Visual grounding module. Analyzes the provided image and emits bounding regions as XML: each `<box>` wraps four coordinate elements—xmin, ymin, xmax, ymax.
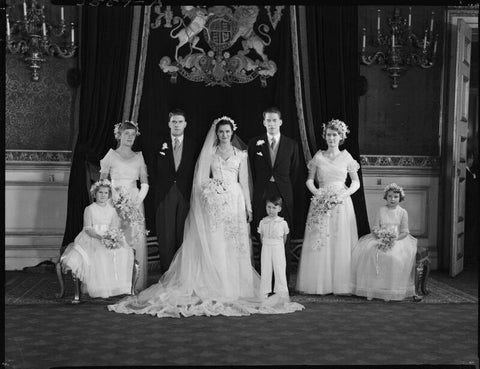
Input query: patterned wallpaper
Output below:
<box><xmin>5</xmin><ymin>54</ymin><xmax>77</xmax><ymax>150</ymax></box>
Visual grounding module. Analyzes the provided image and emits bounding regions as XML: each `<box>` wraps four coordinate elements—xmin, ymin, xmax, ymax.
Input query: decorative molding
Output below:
<box><xmin>5</xmin><ymin>150</ymin><xmax>72</xmax><ymax>163</ymax></box>
<box><xmin>360</xmin><ymin>155</ymin><xmax>440</xmax><ymax>168</ymax></box>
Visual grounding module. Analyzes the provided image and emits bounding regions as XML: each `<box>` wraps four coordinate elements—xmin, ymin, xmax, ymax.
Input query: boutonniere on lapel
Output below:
<box><xmin>256</xmin><ymin>139</ymin><xmax>265</xmax><ymax>146</ymax></box>
<box><xmin>159</xmin><ymin>142</ymin><xmax>169</xmax><ymax>156</ymax></box>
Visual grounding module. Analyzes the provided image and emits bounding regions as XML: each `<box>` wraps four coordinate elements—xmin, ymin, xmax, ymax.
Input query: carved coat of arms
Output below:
<box><xmin>153</xmin><ymin>5</ymin><xmax>284</xmax><ymax>87</ymax></box>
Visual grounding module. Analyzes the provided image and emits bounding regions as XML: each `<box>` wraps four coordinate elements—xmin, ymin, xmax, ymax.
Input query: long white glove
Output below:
<box><xmin>339</xmin><ymin>180</ymin><xmax>360</xmax><ymax>200</ymax></box>
<box><xmin>136</xmin><ymin>183</ymin><xmax>149</xmax><ymax>204</ymax></box>
<box><xmin>306</xmin><ymin>179</ymin><xmax>318</xmax><ymax>195</ymax></box>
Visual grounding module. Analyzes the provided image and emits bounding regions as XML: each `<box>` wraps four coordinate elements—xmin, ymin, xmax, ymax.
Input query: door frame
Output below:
<box><xmin>440</xmin><ymin>7</ymin><xmax>478</xmax><ymax>275</ymax></box>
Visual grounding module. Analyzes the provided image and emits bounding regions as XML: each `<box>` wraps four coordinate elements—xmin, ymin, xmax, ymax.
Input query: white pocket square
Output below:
<box><xmin>256</xmin><ymin>152</ymin><xmax>263</xmax><ymax>156</ymax></box>
<box><xmin>159</xmin><ymin>151</ymin><xmax>166</xmax><ymax>156</ymax></box>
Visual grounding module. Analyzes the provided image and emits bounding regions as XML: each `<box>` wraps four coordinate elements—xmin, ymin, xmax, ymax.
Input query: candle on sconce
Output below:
<box><xmin>42</xmin><ymin>16</ymin><xmax>47</xmax><ymax>36</ymax></box>
<box><xmin>23</xmin><ymin>0</ymin><xmax>27</xmax><ymax>17</ymax></box>
<box><xmin>362</xmin><ymin>28</ymin><xmax>366</xmax><ymax>48</ymax></box>
<box><xmin>423</xmin><ymin>30</ymin><xmax>427</xmax><ymax>51</ymax></box>
<box><xmin>430</xmin><ymin>12</ymin><xmax>434</xmax><ymax>32</ymax></box>
<box><xmin>70</xmin><ymin>23</ymin><xmax>75</xmax><ymax>44</ymax></box>
<box><xmin>377</xmin><ymin>9</ymin><xmax>381</xmax><ymax>31</ymax></box>
<box><xmin>392</xmin><ymin>34</ymin><xmax>395</xmax><ymax>47</ymax></box>
<box><xmin>60</xmin><ymin>7</ymin><xmax>64</xmax><ymax>22</ymax></box>
<box><xmin>6</xmin><ymin>13</ymin><xmax>10</xmax><ymax>36</ymax></box>
<box><xmin>408</xmin><ymin>7</ymin><xmax>412</xmax><ymax>27</ymax></box>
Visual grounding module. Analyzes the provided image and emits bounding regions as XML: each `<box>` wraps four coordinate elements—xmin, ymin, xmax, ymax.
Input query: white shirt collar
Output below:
<box><xmin>171</xmin><ymin>135</ymin><xmax>184</xmax><ymax>145</ymax></box>
<box><xmin>265</xmin><ymin>216</ymin><xmax>283</xmax><ymax>223</ymax></box>
<box><xmin>267</xmin><ymin>133</ymin><xmax>280</xmax><ymax>144</ymax></box>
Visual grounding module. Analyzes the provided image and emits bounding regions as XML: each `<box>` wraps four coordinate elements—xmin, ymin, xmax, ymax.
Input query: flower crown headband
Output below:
<box><xmin>322</xmin><ymin>119</ymin><xmax>350</xmax><ymax>139</ymax></box>
<box><xmin>383</xmin><ymin>183</ymin><xmax>405</xmax><ymax>198</ymax></box>
<box><xmin>212</xmin><ymin>116</ymin><xmax>237</xmax><ymax>131</ymax></box>
<box><xmin>114</xmin><ymin>120</ymin><xmax>141</xmax><ymax>139</ymax></box>
<box><xmin>90</xmin><ymin>179</ymin><xmax>112</xmax><ymax>197</ymax></box>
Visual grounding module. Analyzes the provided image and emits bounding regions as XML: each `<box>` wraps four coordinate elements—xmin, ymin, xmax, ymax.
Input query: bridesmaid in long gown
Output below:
<box><xmin>100</xmin><ymin>121</ymin><xmax>149</xmax><ymax>292</ymax></box>
<box><xmin>296</xmin><ymin>119</ymin><xmax>360</xmax><ymax>295</ymax></box>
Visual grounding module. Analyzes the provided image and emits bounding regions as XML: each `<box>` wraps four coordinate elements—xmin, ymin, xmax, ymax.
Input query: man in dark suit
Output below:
<box><xmin>153</xmin><ymin>109</ymin><xmax>200</xmax><ymax>274</ymax></box>
<box><xmin>248</xmin><ymin>107</ymin><xmax>299</xmax><ymax>284</ymax></box>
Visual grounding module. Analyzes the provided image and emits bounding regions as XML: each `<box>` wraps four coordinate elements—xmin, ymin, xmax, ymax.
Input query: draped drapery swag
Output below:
<box><xmin>291</xmin><ymin>5</ymin><xmax>370</xmax><ymax>236</ymax></box>
<box><xmin>62</xmin><ymin>6</ymin><xmax>149</xmax><ymax>247</ymax></box>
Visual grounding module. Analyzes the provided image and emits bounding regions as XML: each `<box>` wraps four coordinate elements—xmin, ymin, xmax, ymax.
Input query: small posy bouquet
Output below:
<box><xmin>111</xmin><ymin>187</ymin><xmax>147</xmax><ymax>234</ymax></box>
<box><xmin>373</xmin><ymin>227</ymin><xmax>397</xmax><ymax>252</ymax></box>
<box><xmin>102</xmin><ymin>227</ymin><xmax>125</xmax><ymax>249</ymax></box>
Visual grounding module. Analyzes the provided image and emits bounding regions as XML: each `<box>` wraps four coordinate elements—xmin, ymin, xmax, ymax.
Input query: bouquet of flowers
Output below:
<box><xmin>306</xmin><ymin>187</ymin><xmax>342</xmax><ymax>230</ymax></box>
<box><xmin>101</xmin><ymin>227</ymin><xmax>125</xmax><ymax>249</ymax></box>
<box><xmin>200</xmin><ymin>178</ymin><xmax>230</xmax><ymax>227</ymax></box>
<box><xmin>373</xmin><ymin>227</ymin><xmax>397</xmax><ymax>252</ymax></box>
<box><xmin>111</xmin><ymin>187</ymin><xmax>148</xmax><ymax>235</ymax></box>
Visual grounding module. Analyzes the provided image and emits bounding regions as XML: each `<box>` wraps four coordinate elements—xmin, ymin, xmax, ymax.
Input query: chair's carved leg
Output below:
<box><xmin>421</xmin><ymin>260</ymin><xmax>431</xmax><ymax>295</ymax></box>
<box><xmin>55</xmin><ymin>261</ymin><xmax>65</xmax><ymax>298</ymax></box>
<box><xmin>131</xmin><ymin>260</ymin><xmax>140</xmax><ymax>296</ymax></box>
<box><xmin>72</xmin><ymin>274</ymin><xmax>81</xmax><ymax>304</ymax></box>
<box><xmin>415</xmin><ymin>262</ymin><xmax>423</xmax><ymax>296</ymax></box>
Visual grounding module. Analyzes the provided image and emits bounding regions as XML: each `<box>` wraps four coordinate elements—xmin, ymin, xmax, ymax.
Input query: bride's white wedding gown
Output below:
<box><xmin>108</xmin><ymin>132</ymin><xmax>303</xmax><ymax>318</ymax></box>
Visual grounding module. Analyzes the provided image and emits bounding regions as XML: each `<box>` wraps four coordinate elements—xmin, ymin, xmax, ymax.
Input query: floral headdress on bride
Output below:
<box><xmin>322</xmin><ymin>119</ymin><xmax>350</xmax><ymax>141</ymax></box>
<box><xmin>212</xmin><ymin>116</ymin><xmax>238</xmax><ymax>131</ymax></box>
<box><xmin>90</xmin><ymin>179</ymin><xmax>112</xmax><ymax>198</ymax></box>
<box><xmin>383</xmin><ymin>183</ymin><xmax>405</xmax><ymax>202</ymax></box>
<box><xmin>114</xmin><ymin>120</ymin><xmax>141</xmax><ymax>140</ymax></box>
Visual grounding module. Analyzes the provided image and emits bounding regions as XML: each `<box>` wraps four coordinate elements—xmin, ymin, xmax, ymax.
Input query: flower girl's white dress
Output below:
<box><xmin>296</xmin><ymin>150</ymin><xmax>359</xmax><ymax>295</ymax></box>
<box><xmin>61</xmin><ymin>202</ymin><xmax>134</xmax><ymax>298</ymax></box>
<box><xmin>351</xmin><ymin>205</ymin><xmax>417</xmax><ymax>300</ymax></box>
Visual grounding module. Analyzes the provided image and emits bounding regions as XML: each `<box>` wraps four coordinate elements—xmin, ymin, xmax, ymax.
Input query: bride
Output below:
<box><xmin>108</xmin><ymin>116</ymin><xmax>303</xmax><ymax>318</ymax></box>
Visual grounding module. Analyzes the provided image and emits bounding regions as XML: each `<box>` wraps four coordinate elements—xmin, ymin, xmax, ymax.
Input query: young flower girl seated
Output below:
<box><xmin>351</xmin><ymin>183</ymin><xmax>419</xmax><ymax>301</ymax></box>
<box><xmin>60</xmin><ymin>179</ymin><xmax>134</xmax><ymax>298</ymax></box>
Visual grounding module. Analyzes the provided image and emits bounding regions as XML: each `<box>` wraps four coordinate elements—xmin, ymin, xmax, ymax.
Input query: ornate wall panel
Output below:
<box><xmin>5</xmin><ymin>54</ymin><xmax>77</xmax><ymax>150</ymax></box>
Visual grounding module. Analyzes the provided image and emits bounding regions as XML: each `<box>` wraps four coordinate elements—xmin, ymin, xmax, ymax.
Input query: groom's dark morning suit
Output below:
<box><xmin>153</xmin><ymin>136</ymin><xmax>200</xmax><ymax>274</ymax></box>
<box><xmin>248</xmin><ymin>133</ymin><xmax>299</xmax><ymax>281</ymax></box>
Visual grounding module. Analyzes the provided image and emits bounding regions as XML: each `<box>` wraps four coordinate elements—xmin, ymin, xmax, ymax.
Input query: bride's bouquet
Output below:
<box><xmin>101</xmin><ymin>227</ymin><xmax>125</xmax><ymax>249</ymax></box>
<box><xmin>111</xmin><ymin>187</ymin><xmax>148</xmax><ymax>235</ymax></box>
<box><xmin>372</xmin><ymin>227</ymin><xmax>397</xmax><ymax>252</ymax></box>
<box><xmin>306</xmin><ymin>187</ymin><xmax>342</xmax><ymax>231</ymax></box>
<box><xmin>200</xmin><ymin>178</ymin><xmax>230</xmax><ymax>226</ymax></box>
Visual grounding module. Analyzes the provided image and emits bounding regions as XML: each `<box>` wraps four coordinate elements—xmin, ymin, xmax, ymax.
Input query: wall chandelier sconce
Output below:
<box><xmin>6</xmin><ymin>0</ymin><xmax>77</xmax><ymax>81</ymax></box>
<box><xmin>360</xmin><ymin>7</ymin><xmax>438</xmax><ymax>89</ymax></box>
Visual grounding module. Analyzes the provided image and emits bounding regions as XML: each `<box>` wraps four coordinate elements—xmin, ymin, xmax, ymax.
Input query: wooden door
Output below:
<box><xmin>448</xmin><ymin>18</ymin><xmax>472</xmax><ymax>276</ymax></box>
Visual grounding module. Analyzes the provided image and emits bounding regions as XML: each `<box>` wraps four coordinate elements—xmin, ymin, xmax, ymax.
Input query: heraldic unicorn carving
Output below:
<box><xmin>154</xmin><ymin>5</ymin><xmax>285</xmax><ymax>87</ymax></box>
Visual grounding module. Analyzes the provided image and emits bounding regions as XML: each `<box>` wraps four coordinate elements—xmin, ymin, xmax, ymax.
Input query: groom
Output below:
<box><xmin>153</xmin><ymin>109</ymin><xmax>200</xmax><ymax>274</ymax></box>
<box><xmin>248</xmin><ymin>107</ymin><xmax>299</xmax><ymax>283</ymax></box>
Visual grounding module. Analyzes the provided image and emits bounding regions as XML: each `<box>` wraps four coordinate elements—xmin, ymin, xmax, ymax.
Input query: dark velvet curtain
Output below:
<box><xmin>62</xmin><ymin>7</ymin><xmax>135</xmax><ymax>247</ymax></box>
<box><xmin>137</xmin><ymin>6</ymin><xmax>309</xmax><ymax>238</ymax></box>
<box><xmin>296</xmin><ymin>5</ymin><xmax>370</xmax><ymax>236</ymax></box>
